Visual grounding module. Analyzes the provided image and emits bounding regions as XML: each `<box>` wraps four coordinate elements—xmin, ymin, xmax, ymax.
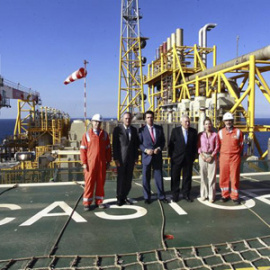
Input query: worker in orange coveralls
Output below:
<box><xmin>218</xmin><ymin>112</ymin><xmax>243</xmax><ymax>205</ymax></box>
<box><xmin>80</xmin><ymin>113</ymin><xmax>111</xmax><ymax>211</ymax></box>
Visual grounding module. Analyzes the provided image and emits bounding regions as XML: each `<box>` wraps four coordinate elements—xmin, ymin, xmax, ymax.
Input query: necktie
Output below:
<box><xmin>150</xmin><ymin>126</ymin><xmax>155</xmax><ymax>143</ymax></box>
<box><xmin>184</xmin><ymin>129</ymin><xmax>188</xmax><ymax>144</ymax></box>
<box><xmin>126</xmin><ymin>128</ymin><xmax>130</xmax><ymax>141</ymax></box>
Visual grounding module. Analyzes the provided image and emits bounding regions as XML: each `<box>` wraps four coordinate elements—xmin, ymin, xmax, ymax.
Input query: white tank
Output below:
<box><xmin>176</xmin><ymin>28</ymin><xmax>183</xmax><ymax>47</ymax></box>
<box><xmin>205</xmin><ymin>98</ymin><xmax>212</xmax><ymax>117</ymax></box>
<box><xmin>189</xmin><ymin>101</ymin><xmax>194</xmax><ymax>118</ymax></box>
<box><xmin>213</xmin><ymin>93</ymin><xmax>235</xmax><ymax>110</ymax></box>
<box><xmin>193</xmin><ymin>97</ymin><xmax>206</xmax><ymax>118</ymax></box>
<box><xmin>171</xmin><ymin>33</ymin><xmax>176</xmax><ymax>47</ymax></box>
<box><xmin>69</xmin><ymin>120</ymin><xmax>86</xmax><ymax>142</ymax></box>
<box><xmin>167</xmin><ymin>37</ymin><xmax>171</xmax><ymax>51</ymax></box>
<box><xmin>180</xmin><ymin>99</ymin><xmax>190</xmax><ymax>115</ymax></box>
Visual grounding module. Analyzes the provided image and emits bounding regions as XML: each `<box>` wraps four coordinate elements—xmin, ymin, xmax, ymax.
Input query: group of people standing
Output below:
<box><xmin>80</xmin><ymin>110</ymin><xmax>243</xmax><ymax>211</ymax></box>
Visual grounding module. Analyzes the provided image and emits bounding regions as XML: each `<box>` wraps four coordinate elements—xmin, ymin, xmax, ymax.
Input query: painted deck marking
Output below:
<box><xmin>0</xmin><ymin>204</ymin><xmax>21</xmax><ymax>225</ymax></box>
<box><xmin>20</xmin><ymin>201</ymin><xmax>87</xmax><ymax>226</ymax></box>
<box><xmin>197</xmin><ymin>196</ymin><xmax>255</xmax><ymax>210</ymax></box>
<box><xmin>95</xmin><ymin>199</ymin><xmax>147</xmax><ymax>220</ymax></box>
<box><xmin>168</xmin><ymin>202</ymin><xmax>187</xmax><ymax>215</ymax></box>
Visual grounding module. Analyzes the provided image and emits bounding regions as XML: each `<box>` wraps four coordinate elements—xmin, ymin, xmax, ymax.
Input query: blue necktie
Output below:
<box><xmin>184</xmin><ymin>129</ymin><xmax>188</xmax><ymax>144</ymax></box>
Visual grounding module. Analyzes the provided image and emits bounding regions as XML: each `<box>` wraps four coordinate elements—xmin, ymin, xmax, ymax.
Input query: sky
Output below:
<box><xmin>0</xmin><ymin>0</ymin><xmax>270</xmax><ymax>119</ymax></box>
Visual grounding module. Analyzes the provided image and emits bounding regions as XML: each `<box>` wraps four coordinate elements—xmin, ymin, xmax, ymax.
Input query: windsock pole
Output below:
<box><xmin>84</xmin><ymin>60</ymin><xmax>89</xmax><ymax>126</ymax></box>
<box><xmin>64</xmin><ymin>64</ymin><xmax>88</xmax><ymax>128</ymax></box>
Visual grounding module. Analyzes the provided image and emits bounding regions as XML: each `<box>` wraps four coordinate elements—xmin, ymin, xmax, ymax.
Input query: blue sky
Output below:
<box><xmin>0</xmin><ymin>0</ymin><xmax>270</xmax><ymax>119</ymax></box>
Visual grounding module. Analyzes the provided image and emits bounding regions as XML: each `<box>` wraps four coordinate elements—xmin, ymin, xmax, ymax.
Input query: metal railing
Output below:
<box><xmin>0</xmin><ymin>160</ymin><xmax>269</xmax><ymax>185</ymax></box>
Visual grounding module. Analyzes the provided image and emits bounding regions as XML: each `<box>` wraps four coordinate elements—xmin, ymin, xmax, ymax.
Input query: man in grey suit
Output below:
<box><xmin>113</xmin><ymin>112</ymin><xmax>139</xmax><ymax>206</ymax></box>
<box><xmin>139</xmin><ymin>110</ymin><xmax>168</xmax><ymax>204</ymax></box>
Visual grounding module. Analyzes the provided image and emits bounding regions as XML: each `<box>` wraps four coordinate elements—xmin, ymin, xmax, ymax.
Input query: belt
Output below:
<box><xmin>202</xmin><ymin>152</ymin><xmax>213</xmax><ymax>154</ymax></box>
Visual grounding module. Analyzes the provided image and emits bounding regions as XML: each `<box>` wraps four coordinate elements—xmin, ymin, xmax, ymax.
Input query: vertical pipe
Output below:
<box><xmin>213</xmin><ymin>45</ymin><xmax>217</xmax><ymax>67</ymax></box>
<box><xmin>176</xmin><ymin>28</ymin><xmax>183</xmax><ymax>46</ymax></box>
<box><xmin>163</xmin><ymin>42</ymin><xmax>167</xmax><ymax>54</ymax></box>
<box><xmin>198</xmin><ymin>28</ymin><xmax>203</xmax><ymax>47</ymax></box>
<box><xmin>159</xmin><ymin>45</ymin><xmax>163</xmax><ymax>57</ymax></box>
<box><xmin>248</xmin><ymin>55</ymin><xmax>255</xmax><ymax>141</ymax></box>
<box><xmin>194</xmin><ymin>44</ymin><xmax>197</xmax><ymax>69</ymax></box>
<box><xmin>214</xmin><ymin>89</ymin><xmax>217</xmax><ymax>128</ymax></box>
<box><xmin>172</xmin><ymin>43</ymin><xmax>176</xmax><ymax>103</ymax></box>
<box><xmin>83</xmin><ymin>60</ymin><xmax>88</xmax><ymax>129</ymax></box>
<box><xmin>167</xmin><ymin>37</ymin><xmax>171</xmax><ymax>65</ymax></box>
<box><xmin>156</xmin><ymin>48</ymin><xmax>160</xmax><ymax>59</ymax></box>
<box><xmin>167</xmin><ymin>37</ymin><xmax>171</xmax><ymax>51</ymax></box>
<box><xmin>195</xmin><ymin>76</ymin><xmax>199</xmax><ymax>96</ymax></box>
<box><xmin>171</xmin><ymin>33</ymin><xmax>176</xmax><ymax>47</ymax></box>
<box><xmin>163</xmin><ymin>42</ymin><xmax>167</xmax><ymax>70</ymax></box>
<box><xmin>161</xmin><ymin>52</ymin><xmax>164</xmax><ymax>72</ymax></box>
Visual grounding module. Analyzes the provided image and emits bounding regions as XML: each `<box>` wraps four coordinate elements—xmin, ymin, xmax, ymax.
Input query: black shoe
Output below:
<box><xmin>159</xmin><ymin>198</ymin><xmax>169</xmax><ymax>203</ymax></box>
<box><xmin>125</xmin><ymin>198</ymin><xmax>133</xmax><ymax>205</ymax></box>
<box><xmin>117</xmin><ymin>200</ymin><xmax>125</xmax><ymax>206</ymax></box>
<box><xmin>221</xmin><ymin>197</ymin><xmax>229</xmax><ymax>202</ymax></box>
<box><xmin>84</xmin><ymin>206</ymin><xmax>90</xmax><ymax>211</ymax></box>
<box><xmin>233</xmin><ymin>199</ymin><xmax>240</xmax><ymax>205</ymax></box>
<box><xmin>183</xmin><ymin>196</ymin><xmax>193</xmax><ymax>202</ymax></box>
<box><xmin>144</xmin><ymin>199</ymin><xmax>151</xmax><ymax>204</ymax></box>
<box><xmin>172</xmin><ymin>195</ymin><xmax>179</xmax><ymax>202</ymax></box>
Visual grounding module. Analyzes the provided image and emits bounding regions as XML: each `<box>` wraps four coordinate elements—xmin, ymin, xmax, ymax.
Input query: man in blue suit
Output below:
<box><xmin>139</xmin><ymin>110</ymin><xmax>168</xmax><ymax>204</ymax></box>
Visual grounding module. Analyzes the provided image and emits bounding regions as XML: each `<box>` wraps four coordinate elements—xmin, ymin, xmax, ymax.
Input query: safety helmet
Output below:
<box><xmin>223</xmin><ymin>112</ymin><xmax>234</xmax><ymax>121</ymax></box>
<box><xmin>91</xmin><ymin>113</ymin><xmax>103</xmax><ymax>122</ymax></box>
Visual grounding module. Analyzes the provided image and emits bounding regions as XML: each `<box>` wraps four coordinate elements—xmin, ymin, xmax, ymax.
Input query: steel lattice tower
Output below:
<box><xmin>117</xmin><ymin>0</ymin><xmax>147</xmax><ymax>120</ymax></box>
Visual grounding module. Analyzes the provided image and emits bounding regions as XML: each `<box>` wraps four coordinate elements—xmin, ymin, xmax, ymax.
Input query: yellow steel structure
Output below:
<box><xmin>14</xmin><ymin>104</ymin><xmax>69</xmax><ymax>147</ymax></box>
<box><xmin>145</xmin><ymin>44</ymin><xmax>216</xmax><ymax>119</ymax></box>
<box><xmin>144</xmin><ymin>44</ymin><xmax>270</xmax><ymax>159</ymax></box>
<box><xmin>14</xmin><ymin>99</ymin><xmax>36</xmax><ymax>139</ymax></box>
<box><xmin>117</xmin><ymin>0</ymin><xmax>146</xmax><ymax>120</ymax></box>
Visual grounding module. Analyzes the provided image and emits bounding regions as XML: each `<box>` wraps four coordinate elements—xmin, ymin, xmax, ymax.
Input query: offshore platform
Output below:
<box><xmin>0</xmin><ymin>1</ymin><xmax>270</xmax><ymax>270</ymax></box>
<box><xmin>118</xmin><ymin>0</ymin><xmax>270</xmax><ymax>161</ymax></box>
<box><xmin>0</xmin><ymin>0</ymin><xmax>270</xmax><ymax>172</ymax></box>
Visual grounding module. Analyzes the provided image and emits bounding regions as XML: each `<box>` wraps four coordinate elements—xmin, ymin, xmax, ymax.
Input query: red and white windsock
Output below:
<box><xmin>64</xmin><ymin>67</ymin><xmax>87</xmax><ymax>85</ymax></box>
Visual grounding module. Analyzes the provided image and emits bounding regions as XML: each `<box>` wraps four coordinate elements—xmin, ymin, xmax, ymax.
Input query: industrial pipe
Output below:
<box><xmin>198</xmin><ymin>23</ymin><xmax>217</xmax><ymax>66</ymax></box>
<box><xmin>186</xmin><ymin>45</ymin><xmax>270</xmax><ymax>82</ymax></box>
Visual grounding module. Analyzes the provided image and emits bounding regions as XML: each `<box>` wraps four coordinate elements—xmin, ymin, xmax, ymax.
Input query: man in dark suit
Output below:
<box><xmin>139</xmin><ymin>110</ymin><xmax>168</xmax><ymax>204</ymax></box>
<box><xmin>169</xmin><ymin>115</ymin><xmax>198</xmax><ymax>202</ymax></box>
<box><xmin>113</xmin><ymin>112</ymin><xmax>139</xmax><ymax>206</ymax></box>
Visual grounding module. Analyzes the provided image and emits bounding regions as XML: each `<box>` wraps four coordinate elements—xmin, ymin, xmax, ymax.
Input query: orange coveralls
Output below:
<box><xmin>218</xmin><ymin>127</ymin><xmax>243</xmax><ymax>200</ymax></box>
<box><xmin>80</xmin><ymin>129</ymin><xmax>111</xmax><ymax>206</ymax></box>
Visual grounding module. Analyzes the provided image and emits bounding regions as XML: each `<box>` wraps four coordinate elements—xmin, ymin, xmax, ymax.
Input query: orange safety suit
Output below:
<box><xmin>80</xmin><ymin>129</ymin><xmax>111</xmax><ymax>206</ymax></box>
<box><xmin>218</xmin><ymin>127</ymin><xmax>243</xmax><ymax>200</ymax></box>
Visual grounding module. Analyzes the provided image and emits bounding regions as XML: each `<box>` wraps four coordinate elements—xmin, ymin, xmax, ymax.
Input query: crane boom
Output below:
<box><xmin>0</xmin><ymin>76</ymin><xmax>41</xmax><ymax>108</ymax></box>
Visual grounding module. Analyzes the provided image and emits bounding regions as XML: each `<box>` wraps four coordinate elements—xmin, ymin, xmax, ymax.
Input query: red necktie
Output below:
<box><xmin>150</xmin><ymin>127</ymin><xmax>155</xmax><ymax>143</ymax></box>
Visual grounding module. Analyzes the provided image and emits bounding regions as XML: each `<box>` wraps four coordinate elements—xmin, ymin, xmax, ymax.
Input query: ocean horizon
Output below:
<box><xmin>1</xmin><ymin>118</ymin><xmax>269</xmax><ymax>157</ymax></box>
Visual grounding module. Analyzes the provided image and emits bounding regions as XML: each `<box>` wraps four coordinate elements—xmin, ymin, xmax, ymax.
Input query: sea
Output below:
<box><xmin>0</xmin><ymin>118</ymin><xmax>270</xmax><ymax>157</ymax></box>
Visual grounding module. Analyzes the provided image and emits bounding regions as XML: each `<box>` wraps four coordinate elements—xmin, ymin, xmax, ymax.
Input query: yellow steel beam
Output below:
<box><xmin>255</xmin><ymin>67</ymin><xmax>270</xmax><ymax>104</ymax></box>
<box><xmin>238</xmin><ymin>75</ymin><xmax>249</xmax><ymax>91</ymax></box>
<box><xmin>248</xmin><ymin>55</ymin><xmax>255</xmax><ymax>139</ymax></box>
<box><xmin>254</xmin><ymin>134</ymin><xmax>263</xmax><ymax>157</ymax></box>
<box><xmin>260</xmin><ymin>150</ymin><xmax>268</xmax><ymax>160</ymax></box>
<box><xmin>230</xmin><ymin>86</ymin><xmax>251</xmax><ymax>113</ymax></box>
